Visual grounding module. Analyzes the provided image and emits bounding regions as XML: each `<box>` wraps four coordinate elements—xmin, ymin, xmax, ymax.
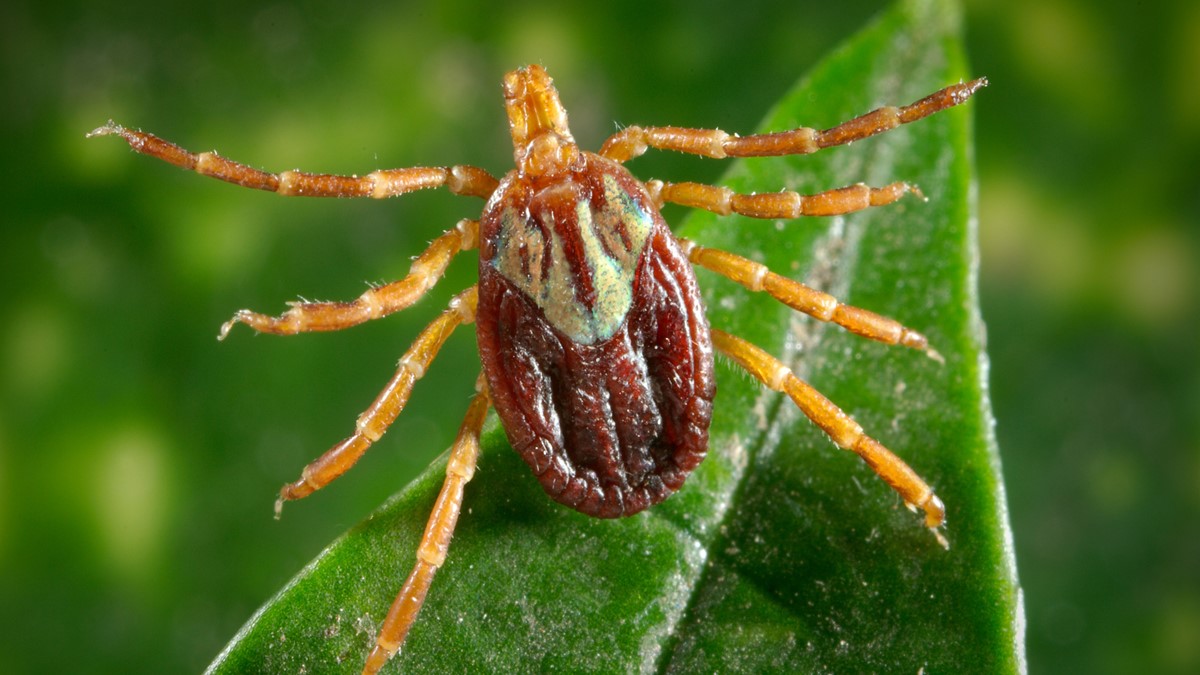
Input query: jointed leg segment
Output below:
<box><xmin>362</xmin><ymin>374</ymin><xmax>490</xmax><ymax>675</ymax></box>
<box><xmin>87</xmin><ymin>121</ymin><xmax>500</xmax><ymax>199</ymax></box>
<box><xmin>219</xmin><ymin>219</ymin><xmax>480</xmax><ymax>338</ymax></box>
<box><xmin>599</xmin><ymin>78</ymin><xmax>987</xmax><ymax>163</ymax></box>
<box><xmin>682</xmin><ymin>239</ymin><xmax>940</xmax><ymax>360</ymax></box>
<box><xmin>648</xmin><ymin>179</ymin><xmax>921</xmax><ymax>219</ymax></box>
<box><xmin>274</xmin><ymin>286</ymin><xmax>479</xmax><ymax>515</ymax></box>
<box><xmin>710</xmin><ymin>328</ymin><xmax>947</xmax><ymax>549</ymax></box>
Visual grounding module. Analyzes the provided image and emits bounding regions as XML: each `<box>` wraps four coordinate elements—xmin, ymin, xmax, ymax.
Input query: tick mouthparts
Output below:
<box><xmin>503</xmin><ymin>65</ymin><xmax>572</xmax><ymax>141</ymax></box>
<box><xmin>503</xmin><ymin>65</ymin><xmax>579</xmax><ymax>177</ymax></box>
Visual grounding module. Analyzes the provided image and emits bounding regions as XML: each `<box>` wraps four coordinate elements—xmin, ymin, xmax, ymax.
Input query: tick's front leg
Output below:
<box><xmin>88</xmin><ymin>121</ymin><xmax>498</xmax><ymax>198</ymax></box>
<box><xmin>598</xmin><ymin>78</ymin><xmax>986</xmax><ymax>163</ymax></box>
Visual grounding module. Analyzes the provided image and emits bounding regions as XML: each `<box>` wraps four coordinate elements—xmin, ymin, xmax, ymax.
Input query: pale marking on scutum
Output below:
<box><xmin>492</xmin><ymin>173</ymin><xmax>653</xmax><ymax>344</ymax></box>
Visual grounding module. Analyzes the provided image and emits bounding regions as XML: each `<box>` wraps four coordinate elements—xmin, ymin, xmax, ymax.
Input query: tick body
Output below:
<box><xmin>90</xmin><ymin>65</ymin><xmax>984</xmax><ymax>673</ymax></box>
<box><xmin>478</xmin><ymin>80</ymin><xmax>714</xmax><ymax>517</ymax></box>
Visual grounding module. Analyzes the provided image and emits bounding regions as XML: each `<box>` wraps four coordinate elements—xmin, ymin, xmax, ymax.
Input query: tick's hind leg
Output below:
<box><xmin>682</xmin><ymin>239</ymin><xmax>941</xmax><ymax>361</ymax></box>
<box><xmin>362</xmin><ymin>374</ymin><xmax>490</xmax><ymax>675</ymax></box>
<box><xmin>598</xmin><ymin>78</ymin><xmax>986</xmax><ymax>163</ymax></box>
<box><xmin>219</xmin><ymin>219</ymin><xmax>480</xmax><ymax>338</ymax></box>
<box><xmin>710</xmin><ymin>328</ymin><xmax>948</xmax><ymax>548</ymax></box>
<box><xmin>274</xmin><ymin>287</ymin><xmax>478</xmax><ymax>515</ymax></box>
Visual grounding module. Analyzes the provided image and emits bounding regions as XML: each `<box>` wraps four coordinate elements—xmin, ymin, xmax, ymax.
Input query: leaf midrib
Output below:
<box><xmin>645</xmin><ymin>210</ymin><xmax>879</xmax><ymax>672</ymax></box>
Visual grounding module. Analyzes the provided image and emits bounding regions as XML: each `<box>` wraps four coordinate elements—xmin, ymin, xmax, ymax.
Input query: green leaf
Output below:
<box><xmin>208</xmin><ymin>0</ymin><xmax>1022</xmax><ymax>672</ymax></box>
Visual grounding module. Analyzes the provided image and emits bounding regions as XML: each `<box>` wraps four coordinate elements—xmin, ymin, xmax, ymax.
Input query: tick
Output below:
<box><xmin>90</xmin><ymin>65</ymin><xmax>985</xmax><ymax>673</ymax></box>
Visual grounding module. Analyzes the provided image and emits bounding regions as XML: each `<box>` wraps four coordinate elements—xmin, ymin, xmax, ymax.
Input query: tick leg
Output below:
<box><xmin>362</xmin><ymin>374</ymin><xmax>489</xmax><ymax>675</ymax></box>
<box><xmin>681</xmin><ymin>240</ymin><xmax>941</xmax><ymax>361</ymax></box>
<box><xmin>219</xmin><ymin>219</ymin><xmax>479</xmax><ymax>338</ymax></box>
<box><xmin>274</xmin><ymin>286</ymin><xmax>478</xmax><ymax>514</ymax></box>
<box><xmin>599</xmin><ymin>78</ymin><xmax>986</xmax><ymax>163</ymax></box>
<box><xmin>710</xmin><ymin>328</ymin><xmax>948</xmax><ymax>548</ymax></box>
<box><xmin>648</xmin><ymin>179</ymin><xmax>920</xmax><ymax>219</ymax></box>
<box><xmin>87</xmin><ymin>121</ymin><xmax>499</xmax><ymax>199</ymax></box>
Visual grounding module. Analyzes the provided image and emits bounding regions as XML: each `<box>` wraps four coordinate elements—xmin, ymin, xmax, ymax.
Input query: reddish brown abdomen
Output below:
<box><xmin>476</xmin><ymin>154</ymin><xmax>714</xmax><ymax>518</ymax></box>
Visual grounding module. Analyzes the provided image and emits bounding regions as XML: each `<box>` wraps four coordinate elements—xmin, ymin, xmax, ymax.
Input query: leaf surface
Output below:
<box><xmin>209</xmin><ymin>0</ymin><xmax>1023</xmax><ymax>671</ymax></box>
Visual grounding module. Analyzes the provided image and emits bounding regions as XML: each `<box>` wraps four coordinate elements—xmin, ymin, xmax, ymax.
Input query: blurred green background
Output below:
<box><xmin>1</xmin><ymin>0</ymin><xmax>1195</xmax><ymax>673</ymax></box>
